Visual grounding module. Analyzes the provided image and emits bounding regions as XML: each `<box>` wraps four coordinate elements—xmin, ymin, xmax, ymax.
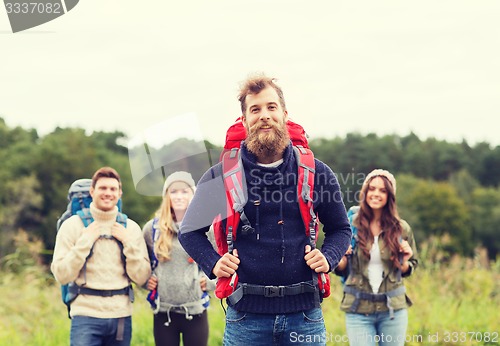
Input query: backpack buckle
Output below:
<box><xmin>264</xmin><ymin>285</ymin><xmax>285</xmax><ymax>298</ymax></box>
<box><xmin>101</xmin><ymin>290</ymin><xmax>115</xmax><ymax>297</ymax></box>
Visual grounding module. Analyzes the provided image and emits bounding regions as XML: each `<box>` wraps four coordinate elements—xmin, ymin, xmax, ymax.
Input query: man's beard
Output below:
<box><xmin>245</xmin><ymin>121</ymin><xmax>290</xmax><ymax>160</ymax></box>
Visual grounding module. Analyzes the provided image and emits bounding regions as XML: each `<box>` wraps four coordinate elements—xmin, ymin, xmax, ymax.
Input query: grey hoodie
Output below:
<box><xmin>142</xmin><ymin>219</ymin><xmax>216</xmax><ymax>322</ymax></box>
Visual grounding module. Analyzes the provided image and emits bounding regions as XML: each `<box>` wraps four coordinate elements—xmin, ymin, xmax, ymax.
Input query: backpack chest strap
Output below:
<box><xmin>227</xmin><ymin>280</ymin><xmax>316</xmax><ymax>305</ymax></box>
<box><xmin>69</xmin><ymin>284</ymin><xmax>134</xmax><ymax>302</ymax></box>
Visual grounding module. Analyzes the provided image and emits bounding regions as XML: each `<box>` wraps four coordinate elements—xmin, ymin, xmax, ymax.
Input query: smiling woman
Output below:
<box><xmin>334</xmin><ymin>169</ymin><xmax>418</xmax><ymax>346</ymax></box>
<box><xmin>141</xmin><ymin>171</ymin><xmax>215</xmax><ymax>346</ymax></box>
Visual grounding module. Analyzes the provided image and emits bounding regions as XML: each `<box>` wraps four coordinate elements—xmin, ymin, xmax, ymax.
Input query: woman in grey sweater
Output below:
<box><xmin>143</xmin><ymin>171</ymin><xmax>215</xmax><ymax>346</ymax></box>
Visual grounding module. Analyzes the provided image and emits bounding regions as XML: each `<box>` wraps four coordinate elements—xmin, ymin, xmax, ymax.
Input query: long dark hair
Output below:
<box><xmin>353</xmin><ymin>175</ymin><xmax>403</xmax><ymax>269</ymax></box>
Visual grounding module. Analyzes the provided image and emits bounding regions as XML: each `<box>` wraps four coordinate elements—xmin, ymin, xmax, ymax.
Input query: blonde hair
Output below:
<box><xmin>153</xmin><ymin>196</ymin><xmax>176</xmax><ymax>261</ymax></box>
<box><xmin>154</xmin><ymin>181</ymin><xmax>195</xmax><ymax>261</ymax></box>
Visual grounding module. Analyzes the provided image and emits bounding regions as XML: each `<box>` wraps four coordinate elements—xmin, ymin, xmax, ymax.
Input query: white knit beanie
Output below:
<box><xmin>162</xmin><ymin>171</ymin><xmax>196</xmax><ymax>197</ymax></box>
<box><xmin>362</xmin><ymin>169</ymin><xmax>397</xmax><ymax>194</ymax></box>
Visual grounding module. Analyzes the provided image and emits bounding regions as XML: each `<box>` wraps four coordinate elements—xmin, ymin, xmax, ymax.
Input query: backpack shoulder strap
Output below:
<box><xmin>341</xmin><ymin>206</ymin><xmax>360</xmax><ymax>284</ymax></box>
<box><xmin>395</xmin><ymin>219</ymin><xmax>412</xmax><ymax>282</ymax></box>
<box><xmin>76</xmin><ymin>209</ymin><xmax>128</xmax><ymax>265</ymax></box>
<box><xmin>66</xmin><ymin>207</ymin><xmax>131</xmax><ymax>316</ymax></box>
<box><xmin>293</xmin><ymin>146</ymin><xmax>330</xmax><ymax>300</ymax></box>
<box><xmin>221</xmin><ymin>148</ymin><xmax>247</xmax><ymax>251</ymax></box>
<box><xmin>347</xmin><ymin>206</ymin><xmax>360</xmax><ymax>250</ymax></box>
<box><xmin>75</xmin><ymin>208</ymin><xmax>96</xmax><ymax>285</ymax></box>
<box><xmin>152</xmin><ymin>217</ymin><xmax>160</xmax><ymax>242</ymax></box>
<box><xmin>113</xmin><ymin>213</ymin><xmax>128</xmax><ymax>270</ymax></box>
<box><xmin>222</xmin><ymin>145</ymin><xmax>317</xmax><ymax>245</ymax></box>
<box><xmin>116</xmin><ymin>212</ymin><xmax>128</xmax><ymax>227</ymax></box>
<box><xmin>293</xmin><ymin>145</ymin><xmax>317</xmax><ymax>240</ymax></box>
<box><xmin>76</xmin><ymin>208</ymin><xmax>94</xmax><ymax>227</ymax></box>
<box><xmin>150</xmin><ymin>217</ymin><xmax>160</xmax><ymax>270</ymax></box>
<box><xmin>77</xmin><ymin>209</ymin><xmax>128</xmax><ymax>228</ymax></box>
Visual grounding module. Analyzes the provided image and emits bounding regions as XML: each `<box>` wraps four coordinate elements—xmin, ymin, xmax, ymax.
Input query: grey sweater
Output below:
<box><xmin>142</xmin><ymin>219</ymin><xmax>215</xmax><ymax>319</ymax></box>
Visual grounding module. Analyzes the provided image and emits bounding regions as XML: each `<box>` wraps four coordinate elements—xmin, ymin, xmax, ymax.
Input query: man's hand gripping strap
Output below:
<box><xmin>294</xmin><ymin>146</ymin><xmax>331</xmax><ymax>299</ymax></box>
<box><xmin>215</xmin><ymin>148</ymin><xmax>245</xmax><ymax>299</ymax></box>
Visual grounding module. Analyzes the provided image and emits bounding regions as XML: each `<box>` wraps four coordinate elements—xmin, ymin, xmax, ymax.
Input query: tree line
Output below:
<box><xmin>0</xmin><ymin>117</ymin><xmax>498</xmax><ymax>264</ymax></box>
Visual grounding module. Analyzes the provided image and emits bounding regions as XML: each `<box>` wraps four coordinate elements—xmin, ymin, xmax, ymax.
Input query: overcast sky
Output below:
<box><xmin>1</xmin><ymin>0</ymin><xmax>499</xmax><ymax>148</ymax></box>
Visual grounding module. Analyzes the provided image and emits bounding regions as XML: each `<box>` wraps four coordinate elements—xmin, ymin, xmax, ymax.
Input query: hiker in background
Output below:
<box><xmin>142</xmin><ymin>171</ymin><xmax>215</xmax><ymax>346</ymax></box>
<box><xmin>51</xmin><ymin>166</ymin><xmax>151</xmax><ymax>346</ymax></box>
<box><xmin>179</xmin><ymin>74</ymin><xmax>352</xmax><ymax>346</ymax></box>
<box><xmin>335</xmin><ymin>169</ymin><xmax>418</xmax><ymax>346</ymax></box>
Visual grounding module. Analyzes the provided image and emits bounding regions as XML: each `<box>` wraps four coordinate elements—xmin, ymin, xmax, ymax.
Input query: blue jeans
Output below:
<box><xmin>345</xmin><ymin>309</ymin><xmax>408</xmax><ymax>346</ymax></box>
<box><xmin>223</xmin><ymin>306</ymin><xmax>326</xmax><ymax>346</ymax></box>
<box><xmin>70</xmin><ymin>316</ymin><xmax>132</xmax><ymax>346</ymax></box>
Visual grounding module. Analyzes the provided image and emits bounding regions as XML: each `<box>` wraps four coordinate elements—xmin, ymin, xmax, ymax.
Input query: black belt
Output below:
<box><xmin>228</xmin><ymin>281</ymin><xmax>316</xmax><ymax>305</ymax></box>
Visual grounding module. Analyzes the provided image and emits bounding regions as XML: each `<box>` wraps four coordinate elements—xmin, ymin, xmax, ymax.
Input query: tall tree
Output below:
<box><xmin>471</xmin><ymin>187</ymin><xmax>500</xmax><ymax>259</ymax></box>
<box><xmin>400</xmin><ymin>178</ymin><xmax>473</xmax><ymax>256</ymax></box>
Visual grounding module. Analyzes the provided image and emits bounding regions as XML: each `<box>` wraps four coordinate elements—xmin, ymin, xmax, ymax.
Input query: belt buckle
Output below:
<box><xmin>264</xmin><ymin>285</ymin><xmax>284</xmax><ymax>298</ymax></box>
<box><xmin>102</xmin><ymin>290</ymin><xmax>114</xmax><ymax>297</ymax></box>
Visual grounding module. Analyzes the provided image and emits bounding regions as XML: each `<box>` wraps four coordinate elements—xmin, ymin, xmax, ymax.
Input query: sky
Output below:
<box><xmin>1</xmin><ymin>0</ymin><xmax>499</xmax><ymax>148</ymax></box>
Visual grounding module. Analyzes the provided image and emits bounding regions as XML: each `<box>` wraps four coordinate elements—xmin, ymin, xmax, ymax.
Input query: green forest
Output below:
<box><xmin>1</xmin><ymin>116</ymin><xmax>499</xmax><ymax>345</ymax></box>
<box><xmin>0</xmin><ymin>116</ymin><xmax>499</xmax><ymax>264</ymax></box>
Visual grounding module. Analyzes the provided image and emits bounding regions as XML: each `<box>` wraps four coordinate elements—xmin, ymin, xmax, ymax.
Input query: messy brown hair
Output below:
<box><xmin>238</xmin><ymin>73</ymin><xmax>287</xmax><ymax>113</ymax></box>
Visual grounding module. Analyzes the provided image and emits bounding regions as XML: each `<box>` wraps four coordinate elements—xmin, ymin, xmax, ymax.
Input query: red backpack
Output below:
<box><xmin>213</xmin><ymin>118</ymin><xmax>331</xmax><ymax>301</ymax></box>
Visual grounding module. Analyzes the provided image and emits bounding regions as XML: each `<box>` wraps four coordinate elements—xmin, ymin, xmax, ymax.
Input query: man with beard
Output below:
<box><xmin>179</xmin><ymin>74</ymin><xmax>351</xmax><ymax>346</ymax></box>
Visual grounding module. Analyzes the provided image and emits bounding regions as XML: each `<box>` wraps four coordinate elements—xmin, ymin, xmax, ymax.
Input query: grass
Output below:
<box><xmin>1</xmin><ymin>236</ymin><xmax>498</xmax><ymax>345</ymax></box>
